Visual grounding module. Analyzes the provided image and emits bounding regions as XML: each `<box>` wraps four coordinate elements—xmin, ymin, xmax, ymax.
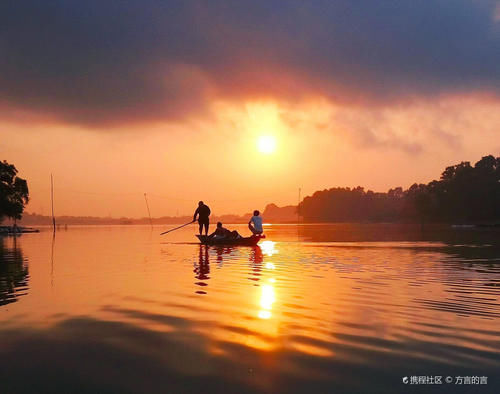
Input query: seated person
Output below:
<box><xmin>209</xmin><ymin>222</ymin><xmax>241</xmax><ymax>239</ymax></box>
<box><xmin>230</xmin><ymin>230</ymin><xmax>241</xmax><ymax>239</ymax></box>
<box><xmin>248</xmin><ymin>210</ymin><xmax>264</xmax><ymax>235</ymax></box>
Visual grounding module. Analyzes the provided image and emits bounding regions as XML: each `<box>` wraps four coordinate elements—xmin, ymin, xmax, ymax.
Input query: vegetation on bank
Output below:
<box><xmin>298</xmin><ymin>155</ymin><xmax>500</xmax><ymax>224</ymax></box>
<box><xmin>0</xmin><ymin>160</ymin><xmax>29</xmax><ymax>224</ymax></box>
<box><xmin>13</xmin><ymin>204</ymin><xmax>298</xmax><ymax>226</ymax></box>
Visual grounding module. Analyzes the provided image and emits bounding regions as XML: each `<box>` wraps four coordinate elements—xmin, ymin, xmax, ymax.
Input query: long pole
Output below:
<box><xmin>144</xmin><ymin>193</ymin><xmax>153</xmax><ymax>229</ymax></box>
<box><xmin>51</xmin><ymin>174</ymin><xmax>56</xmax><ymax>233</ymax></box>
<box><xmin>298</xmin><ymin>187</ymin><xmax>301</xmax><ymax>224</ymax></box>
<box><xmin>160</xmin><ymin>221</ymin><xmax>192</xmax><ymax>235</ymax></box>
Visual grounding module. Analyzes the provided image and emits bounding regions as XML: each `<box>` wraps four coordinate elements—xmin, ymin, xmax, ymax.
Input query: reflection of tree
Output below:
<box><xmin>0</xmin><ymin>238</ymin><xmax>29</xmax><ymax>306</ymax></box>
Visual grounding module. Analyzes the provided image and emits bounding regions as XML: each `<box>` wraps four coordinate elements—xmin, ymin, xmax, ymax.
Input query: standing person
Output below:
<box><xmin>193</xmin><ymin>201</ymin><xmax>211</xmax><ymax>236</ymax></box>
<box><xmin>248</xmin><ymin>210</ymin><xmax>264</xmax><ymax>235</ymax></box>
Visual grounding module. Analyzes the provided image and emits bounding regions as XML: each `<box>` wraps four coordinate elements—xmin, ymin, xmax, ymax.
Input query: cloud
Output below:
<box><xmin>1</xmin><ymin>0</ymin><xmax>499</xmax><ymax>127</ymax></box>
<box><xmin>277</xmin><ymin>95</ymin><xmax>500</xmax><ymax>156</ymax></box>
<box><xmin>495</xmin><ymin>3</ymin><xmax>500</xmax><ymax>22</ymax></box>
<box><xmin>332</xmin><ymin>108</ymin><xmax>425</xmax><ymax>154</ymax></box>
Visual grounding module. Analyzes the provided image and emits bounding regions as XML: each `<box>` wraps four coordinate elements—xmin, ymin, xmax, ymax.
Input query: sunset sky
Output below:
<box><xmin>1</xmin><ymin>1</ymin><xmax>499</xmax><ymax>218</ymax></box>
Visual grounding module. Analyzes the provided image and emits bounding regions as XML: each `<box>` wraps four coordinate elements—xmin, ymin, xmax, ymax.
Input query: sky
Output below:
<box><xmin>1</xmin><ymin>0</ymin><xmax>500</xmax><ymax>218</ymax></box>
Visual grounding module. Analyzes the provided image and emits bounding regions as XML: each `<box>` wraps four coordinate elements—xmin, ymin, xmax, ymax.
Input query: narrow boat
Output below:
<box><xmin>196</xmin><ymin>234</ymin><xmax>265</xmax><ymax>246</ymax></box>
<box><xmin>0</xmin><ymin>226</ymin><xmax>40</xmax><ymax>235</ymax></box>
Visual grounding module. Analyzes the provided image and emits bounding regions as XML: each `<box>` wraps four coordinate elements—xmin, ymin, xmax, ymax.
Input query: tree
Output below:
<box><xmin>297</xmin><ymin>154</ymin><xmax>500</xmax><ymax>224</ymax></box>
<box><xmin>0</xmin><ymin>160</ymin><xmax>29</xmax><ymax>224</ymax></box>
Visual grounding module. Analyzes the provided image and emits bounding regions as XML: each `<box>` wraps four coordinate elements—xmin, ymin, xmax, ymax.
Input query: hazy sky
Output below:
<box><xmin>1</xmin><ymin>1</ymin><xmax>499</xmax><ymax>217</ymax></box>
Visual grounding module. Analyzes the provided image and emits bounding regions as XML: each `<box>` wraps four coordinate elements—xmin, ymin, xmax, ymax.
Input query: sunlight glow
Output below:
<box><xmin>257</xmin><ymin>135</ymin><xmax>277</xmax><ymax>154</ymax></box>
<box><xmin>260</xmin><ymin>241</ymin><xmax>277</xmax><ymax>256</ymax></box>
<box><xmin>258</xmin><ymin>283</ymin><xmax>275</xmax><ymax>319</ymax></box>
<box><xmin>258</xmin><ymin>310</ymin><xmax>272</xmax><ymax>319</ymax></box>
<box><xmin>260</xmin><ymin>284</ymin><xmax>275</xmax><ymax>310</ymax></box>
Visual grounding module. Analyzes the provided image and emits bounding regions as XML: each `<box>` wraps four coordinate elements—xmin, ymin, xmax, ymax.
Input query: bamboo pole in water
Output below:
<box><xmin>298</xmin><ymin>187</ymin><xmax>301</xmax><ymax>224</ymax></box>
<box><xmin>144</xmin><ymin>193</ymin><xmax>153</xmax><ymax>229</ymax></box>
<box><xmin>297</xmin><ymin>187</ymin><xmax>301</xmax><ymax>242</ymax></box>
<box><xmin>51</xmin><ymin>174</ymin><xmax>56</xmax><ymax>233</ymax></box>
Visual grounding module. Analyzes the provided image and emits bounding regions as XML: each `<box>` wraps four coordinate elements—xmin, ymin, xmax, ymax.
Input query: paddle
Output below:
<box><xmin>160</xmin><ymin>221</ymin><xmax>193</xmax><ymax>235</ymax></box>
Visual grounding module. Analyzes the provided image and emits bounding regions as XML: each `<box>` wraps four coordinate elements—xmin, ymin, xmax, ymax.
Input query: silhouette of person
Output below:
<box><xmin>208</xmin><ymin>222</ymin><xmax>231</xmax><ymax>238</ymax></box>
<box><xmin>248</xmin><ymin>210</ymin><xmax>264</xmax><ymax>235</ymax></box>
<box><xmin>208</xmin><ymin>222</ymin><xmax>241</xmax><ymax>239</ymax></box>
<box><xmin>193</xmin><ymin>201</ymin><xmax>211</xmax><ymax>236</ymax></box>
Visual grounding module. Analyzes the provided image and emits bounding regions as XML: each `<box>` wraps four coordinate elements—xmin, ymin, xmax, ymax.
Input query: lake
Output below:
<box><xmin>1</xmin><ymin>224</ymin><xmax>499</xmax><ymax>393</ymax></box>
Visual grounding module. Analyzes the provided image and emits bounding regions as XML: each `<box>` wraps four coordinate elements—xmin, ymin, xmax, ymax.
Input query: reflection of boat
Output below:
<box><xmin>196</xmin><ymin>234</ymin><xmax>265</xmax><ymax>246</ymax></box>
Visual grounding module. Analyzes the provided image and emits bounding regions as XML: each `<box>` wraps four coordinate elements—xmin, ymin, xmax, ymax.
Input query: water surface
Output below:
<box><xmin>1</xmin><ymin>224</ymin><xmax>499</xmax><ymax>393</ymax></box>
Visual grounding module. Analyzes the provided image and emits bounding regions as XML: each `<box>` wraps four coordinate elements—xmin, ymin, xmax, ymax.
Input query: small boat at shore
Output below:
<box><xmin>0</xmin><ymin>226</ymin><xmax>40</xmax><ymax>235</ymax></box>
<box><xmin>196</xmin><ymin>234</ymin><xmax>265</xmax><ymax>246</ymax></box>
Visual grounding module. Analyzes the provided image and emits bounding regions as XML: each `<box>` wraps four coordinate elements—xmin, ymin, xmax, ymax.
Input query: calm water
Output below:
<box><xmin>1</xmin><ymin>224</ymin><xmax>499</xmax><ymax>393</ymax></box>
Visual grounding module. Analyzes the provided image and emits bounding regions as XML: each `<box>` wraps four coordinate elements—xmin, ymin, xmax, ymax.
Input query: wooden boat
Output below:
<box><xmin>0</xmin><ymin>226</ymin><xmax>40</xmax><ymax>235</ymax></box>
<box><xmin>196</xmin><ymin>234</ymin><xmax>265</xmax><ymax>246</ymax></box>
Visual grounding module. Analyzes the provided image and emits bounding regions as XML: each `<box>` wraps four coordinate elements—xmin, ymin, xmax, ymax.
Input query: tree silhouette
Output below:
<box><xmin>298</xmin><ymin>155</ymin><xmax>500</xmax><ymax>224</ymax></box>
<box><xmin>0</xmin><ymin>160</ymin><xmax>29</xmax><ymax>223</ymax></box>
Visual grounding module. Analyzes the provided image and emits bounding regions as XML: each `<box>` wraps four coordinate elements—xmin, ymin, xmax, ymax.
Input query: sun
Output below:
<box><xmin>257</xmin><ymin>135</ymin><xmax>277</xmax><ymax>154</ymax></box>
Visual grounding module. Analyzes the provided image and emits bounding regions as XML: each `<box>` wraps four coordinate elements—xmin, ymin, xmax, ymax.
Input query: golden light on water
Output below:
<box><xmin>258</xmin><ymin>283</ymin><xmax>276</xmax><ymax>319</ymax></box>
<box><xmin>258</xmin><ymin>310</ymin><xmax>272</xmax><ymax>319</ymax></box>
<box><xmin>260</xmin><ymin>241</ymin><xmax>277</xmax><ymax>256</ymax></box>
<box><xmin>258</xmin><ymin>242</ymin><xmax>277</xmax><ymax>319</ymax></box>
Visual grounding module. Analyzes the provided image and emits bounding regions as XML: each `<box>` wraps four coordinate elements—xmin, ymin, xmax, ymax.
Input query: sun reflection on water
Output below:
<box><xmin>259</xmin><ymin>283</ymin><xmax>275</xmax><ymax>319</ymax></box>
<box><xmin>260</xmin><ymin>240</ymin><xmax>277</xmax><ymax>256</ymax></box>
<box><xmin>258</xmin><ymin>247</ymin><xmax>276</xmax><ymax>319</ymax></box>
<box><xmin>2</xmin><ymin>225</ymin><xmax>500</xmax><ymax>391</ymax></box>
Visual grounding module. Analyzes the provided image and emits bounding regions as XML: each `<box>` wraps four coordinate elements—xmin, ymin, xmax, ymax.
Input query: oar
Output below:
<box><xmin>160</xmin><ymin>221</ymin><xmax>193</xmax><ymax>235</ymax></box>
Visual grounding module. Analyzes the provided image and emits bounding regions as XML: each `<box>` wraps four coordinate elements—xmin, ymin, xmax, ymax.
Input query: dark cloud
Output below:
<box><xmin>1</xmin><ymin>0</ymin><xmax>499</xmax><ymax>126</ymax></box>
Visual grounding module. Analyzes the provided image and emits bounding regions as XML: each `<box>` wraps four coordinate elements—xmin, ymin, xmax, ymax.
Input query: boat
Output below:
<box><xmin>196</xmin><ymin>234</ymin><xmax>265</xmax><ymax>246</ymax></box>
<box><xmin>0</xmin><ymin>226</ymin><xmax>40</xmax><ymax>235</ymax></box>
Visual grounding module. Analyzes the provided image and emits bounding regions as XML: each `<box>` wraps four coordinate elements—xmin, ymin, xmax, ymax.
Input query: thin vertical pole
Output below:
<box><xmin>144</xmin><ymin>193</ymin><xmax>153</xmax><ymax>229</ymax></box>
<box><xmin>298</xmin><ymin>187</ymin><xmax>301</xmax><ymax>224</ymax></box>
<box><xmin>51</xmin><ymin>174</ymin><xmax>56</xmax><ymax>233</ymax></box>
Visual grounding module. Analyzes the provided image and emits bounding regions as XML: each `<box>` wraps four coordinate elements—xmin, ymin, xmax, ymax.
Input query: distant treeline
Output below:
<box><xmin>13</xmin><ymin>204</ymin><xmax>298</xmax><ymax>226</ymax></box>
<box><xmin>13</xmin><ymin>213</ymin><xmax>248</xmax><ymax>226</ymax></box>
<box><xmin>298</xmin><ymin>155</ymin><xmax>500</xmax><ymax>224</ymax></box>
